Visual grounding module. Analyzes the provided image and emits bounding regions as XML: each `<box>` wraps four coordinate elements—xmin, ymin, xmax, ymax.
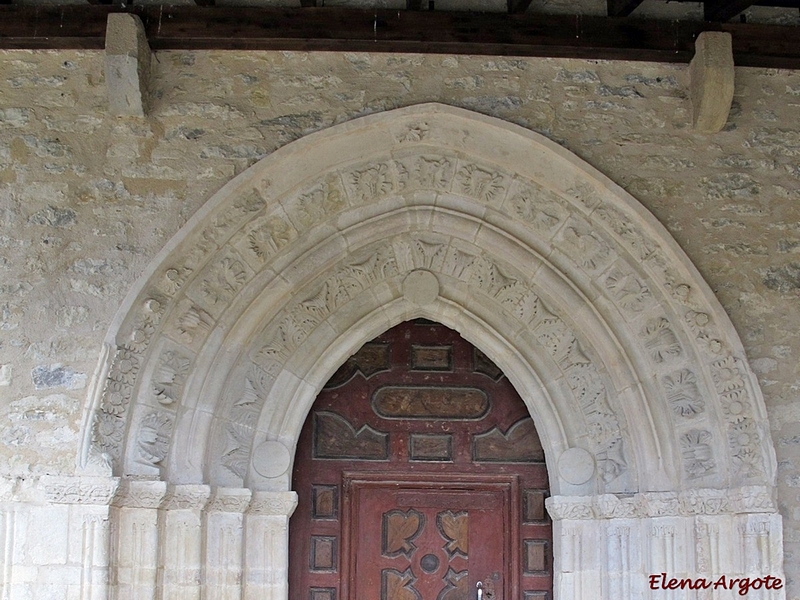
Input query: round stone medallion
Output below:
<box><xmin>252</xmin><ymin>440</ymin><xmax>291</xmax><ymax>478</ymax></box>
<box><xmin>403</xmin><ymin>270</ymin><xmax>439</xmax><ymax>306</ymax></box>
<box><xmin>557</xmin><ymin>447</ymin><xmax>595</xmax><ymax>485</ymax></box>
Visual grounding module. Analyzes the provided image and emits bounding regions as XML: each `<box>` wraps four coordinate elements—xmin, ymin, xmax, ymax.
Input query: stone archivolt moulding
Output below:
<box><xmin>82</xmin><ymin>103</ymin><xmax>775</xmax><ymax>501</ymax></box>
<box><xmin>61</xmin><ymin>103</ymin><xmax>782</xmax><ymax>600</ymax></box>
<box><xmin>85</xmin><ymin>105</ymin><xmax>775</xmax><ymax>502</ymax></box>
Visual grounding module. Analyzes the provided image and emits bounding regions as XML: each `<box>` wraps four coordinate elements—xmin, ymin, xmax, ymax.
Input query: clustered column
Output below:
<box><xmin>108</xmin><ymin>483</ymin><xmax>297</xmax><ymax>600</ymax></box>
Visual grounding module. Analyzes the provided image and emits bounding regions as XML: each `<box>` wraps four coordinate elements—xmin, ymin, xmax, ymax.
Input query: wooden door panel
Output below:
<box><xmin>290</xmin><ymin>320</ymin><xmax>552</xmax><ymax>600</ymax></box>
<box><xmin>348</xmin><ymin>480</ymin><xmax>510</xmax><ymax>600</ymax></box>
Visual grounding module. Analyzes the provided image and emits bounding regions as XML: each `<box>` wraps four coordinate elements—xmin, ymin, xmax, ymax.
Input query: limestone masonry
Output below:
<box><xmin>0</xmin><ymin>50</ymin><xmax>798</xmax><ymax>599</ymax></box>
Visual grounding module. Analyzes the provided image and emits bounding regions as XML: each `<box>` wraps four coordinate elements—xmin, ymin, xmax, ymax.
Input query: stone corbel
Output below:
<box><xmin>690</xmin><ymin>31</ymin><xmax>735</xmax><ymax>133</ymax></box>
<box><xmin>105</xmin><ymin>13</ymin><xmax>152</xmax><ymax>117</ymax></box>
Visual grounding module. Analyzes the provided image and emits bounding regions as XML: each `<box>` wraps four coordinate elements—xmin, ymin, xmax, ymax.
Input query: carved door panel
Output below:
<box><xmin>347</xmin><ymin>480</ymin><xmax>509</xmax><ymax>600</ymax></box>
<box><xmin>290</xmin><ymin>320</ymin><xmax>552</xmax><ymax>600</ymax></box>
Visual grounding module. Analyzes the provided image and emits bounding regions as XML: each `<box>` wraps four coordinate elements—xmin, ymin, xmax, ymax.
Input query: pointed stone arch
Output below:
<box><xmin>82</xmin><ymin>103</ymin><xmax>783</xmax><ymax>600</ymax></box>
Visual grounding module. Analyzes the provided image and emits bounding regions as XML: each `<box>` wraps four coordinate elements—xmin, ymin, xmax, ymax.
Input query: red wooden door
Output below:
<box><xmin>347</xmin><ymin>477</ymin><xmax>511</xmax><ymax>600</ymax></box>
<box><xmin>290</xmin><ymin>320</ymin><xmax>552</xmax><ymax>600</ymax></box>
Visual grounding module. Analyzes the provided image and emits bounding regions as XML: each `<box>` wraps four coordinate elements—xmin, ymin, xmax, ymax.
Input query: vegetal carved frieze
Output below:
<box><xmin>546</xmin><ymin>486</ymin><xmax>776</xmax><ymax>520</ymax></box>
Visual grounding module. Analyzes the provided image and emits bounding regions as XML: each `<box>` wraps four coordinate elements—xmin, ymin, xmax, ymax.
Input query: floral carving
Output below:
<box><xmin>559</xmin><ymin>225</ymin><xmax>611</xmax><ymax>272</ymax></box>
<box><xmin>101</xmin><ymin>381</ymin><xmax>129</xmax><ymax>416</ymax></box>
<box><xmin>247</xmin><ymin>216</ymin><xmax>296</xmax><ymax>261</ymax></box>
<box><xmin>548</xmin><ymin>486</ymin><xmax>774</xmax><ymax>520</ymax></box>
<box><xmin>604</xmin><ymin>268</ymin><xmax>651</xmax><ymax>313</ymax></box>
<box><xmin>221</xmin><ymin>422</ymin><xmax>254</xmax><ymax>479</ymax></box>
<box><xmin>293</xmin><ymin>177</ymin><xmax>346</xmax><ymax>228</ymax></box>
<box><xmin>137</xmin><ymin>412</ymin><xmax>173</xmax><ymax>465</ymax></box>
<box><xmin>596</xmin><ymin>205</ymin><xmax>656</xmax><ymax>260</ymax></box>
<box><xmin>728</xmin><ymin>418</ymin><xmax>762</xmax><ymax>477</ymax></box>
<box><xmin>206</xmin><ymin>489</ymin><xmax>252</xmax><ymax>513</ymax></box>
<box><xmin>680</xmin><ymin>429</ymin><xmax>716</xmax><ymax>479</ymax></box>
<box><xmin>709</xmin><ymin>355</ymin><xmax>765</xmax><ymax>480</ymax></box>
<box><xmin>258</xmin><ymin>246</ymin><xmax>397</xmax><ymax>361</ymax></box>
<box><xmin>247</xmin><ymin>492</ymin><xmax>298</xmax><ymax>516</ymax></box>
<box><xmin>174</xmin><ymin>303</ymin><xmax>214</xmax><ymax>346</ymax></box>
<box><xmin>565</xmin><ymin>182</ymin><xmax>599</xmax><ymax>210</ymax></box>
<box><xmin>455</xmin><ymin>164</ymin><xmax>505</xmax><ymax>204</ymax></box>
<box><xmin>685</xmin><ymin>310</ymin><xmax>723</xmax><ymax>354</ymax></box>
<box><xmin>129</xmin><ymin>313</ymin><xmax>157</xmax><ymax>353</ymax></box>
<box><xmin>509</xmin><ymin>186</ymin><xmax>567</xmax><ymax>232</ymax></box>
<box><xmin>662</xmin><ymin>369</ymin><xmax>704</xmax><ymax>418</ymax></box>
<box><xmin>153</xmin><ymin>350</ymin><xmax>191</xmax><ymax>406</ymax></box>
<box><xmin>711</xmin><ymin>355</ymin><xmax>744</xmax><ymax>393</ymax></box>
<box><xmin>94</xmin><ymin>412</ymin><xmax>125</xmax><ymax>456</ymax></box>
<box><xmin>399</xmin><ymin>122</ymin><xmax>429</xmax><ymax>142</ymax></box>
<box><xmin>413</xmin><ymin>156</ymin><xmax>454</xmax><ymax>190</ymax></box>
<box><xmin>201</xmin><ymin>256</ymin><xmax>249</xmax><ymax>306</ymax></box>
<box><xmin>349</xmin><ymin>163</ymin><xmax>394</xmax><ymax>202</ymax></box>
<box><xmin>108</xmin><ymin>347</ymin><xmax>140</xmax><ymax>386</ymax></box>
<box><xmin>164</xmin><ymin>266</ymin><xmax>193</xmax><ymax>295</ymax></box>
<box><xmin>640</xmin><ymin>317</ymin><xmax>682</xmax><ymax>363</ymax></box>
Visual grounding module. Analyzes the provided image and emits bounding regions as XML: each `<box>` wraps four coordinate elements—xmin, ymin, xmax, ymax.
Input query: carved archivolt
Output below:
<box><xmin>84</xmin><ymin>103</ymin><xmax>775</xmax><ymax>500</ymax></box>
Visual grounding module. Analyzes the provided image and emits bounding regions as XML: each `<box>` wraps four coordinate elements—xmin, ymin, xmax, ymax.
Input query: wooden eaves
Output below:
<box><xmin>0</xmin><ymin>5</ymin><xmax>798</xmax><ymax>69</ymax></box>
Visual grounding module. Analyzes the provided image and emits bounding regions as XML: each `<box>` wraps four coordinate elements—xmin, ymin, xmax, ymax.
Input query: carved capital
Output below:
<box><xmin>206</xmin><ymin>487</ymin><xmax>253</xmax><ymax>514</ymax></box>
<box><xmin>547</xmin><ymin>486</ymin><xmax>777</xmax><ymax>520</ymax></box>
<box><xmin>41</xmin><ymin>475</ymin><xmax>120</xmax><ymax>506</ymax></box>
<box><xmin>160</xmin><ymin>484</ymin><xmax>211</xmax><ymax>511</ymax></box>
<box><xmin>247</xmin><ymin>491</ymin><xmax>298</xmax><ymax>517</ymax></box>
<box><xmin>112</xmin><ymin>479</ymin><xmax>168</xmax><ymax>509</ymax></box>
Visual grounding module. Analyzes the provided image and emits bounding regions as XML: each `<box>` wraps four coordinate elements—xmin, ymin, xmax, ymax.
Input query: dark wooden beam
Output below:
<box><xmin>607</xmin><ymin>0</ymin><xmax>646</xmax><ymax>17</ymax></box>
<box><xmin>0</xmin><ymin>6</ymin><xmax>798</xmax><ymax>69</ymax></box>
<box><xmin>704</xmin><ymin>0</ymin><xmax>755</xmax><ymax>20</ymax></box>
<box><xmin>507</xmin><ymin>0</ymin><xmax>533</xmax><ymax>14</ymax></box>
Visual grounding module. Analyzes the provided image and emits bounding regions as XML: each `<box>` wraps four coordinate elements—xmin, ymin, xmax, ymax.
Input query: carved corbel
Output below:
<box><xmin>689</xmin><ymin>31</ymin><xmax>735</xmax><ymax>133</ymax></box>
<box><xmin>105</xmin><ymin>13</ymin><xmax>152</xmax><ymax>117</ymax></box>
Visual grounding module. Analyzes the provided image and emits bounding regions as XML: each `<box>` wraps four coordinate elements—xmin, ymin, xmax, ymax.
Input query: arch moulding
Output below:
<box><xmin>76</xmin><ymin>103</ymin><xmax>782</xmax><ymax>600</ymax></box>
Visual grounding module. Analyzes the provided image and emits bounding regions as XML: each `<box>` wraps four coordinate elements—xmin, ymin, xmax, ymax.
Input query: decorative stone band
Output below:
<box><xmin>111</xmin><ymin>479</ymin><xmax>168</xmax><ymax>509</ymax></box>
<box><xmin>247</xmin><ymin>491</ymin><xmax>298</xmax><ymax>517</ymax></box>
<box><xmin>546</xmin><ymin>486</ymin><xmax>776</xmax><ymax>520</ymax></box>
<box><xmin>205</xmin><ymin>486</ymin><xmax>253</xmax><ymax>513</ymax></box>
<box><xmin>41</xmin><ymin>475</ymin><xmax>121</xmax><ymax>505</ymax></box>
<box><xmin>160</xmin><ymin>484</ymin><xmax>211</xmax><ymax>511</ymax></box>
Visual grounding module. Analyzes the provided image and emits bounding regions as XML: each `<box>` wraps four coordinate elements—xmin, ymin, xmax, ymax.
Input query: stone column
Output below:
<box><xmin>203</xmin><ymin>487</ymin><xmax>252</xmax><ymax>600</ymax></box>
<box><xmin>158</xmin><ymin>484</ymin><xmax>211</xmax><ymax>600</ymax></box>
<box><xmin>547</xmin><ymin>488</ymin><xmax>786</xmax><ymax>600</ymax></box>
<box><xmin>110</xmin><ymin>479</ymin><xmax>168</xmax><ymax>600</ymax></box>
<box><xmin>243</xmin><ymin>492</ymin><xmax>298</xmax><ymax>600</ymax></box>
<box><xmin>41</xmin><ymin>475</ymin><xmax>120</xmax><ymax>600</ymax></box>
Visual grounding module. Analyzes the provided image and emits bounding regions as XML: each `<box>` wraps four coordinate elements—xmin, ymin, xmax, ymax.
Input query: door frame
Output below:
<box><xmin>341</xmin><ymin>471</ymin><xmax>522</xmax><ymax>600</ymax></box>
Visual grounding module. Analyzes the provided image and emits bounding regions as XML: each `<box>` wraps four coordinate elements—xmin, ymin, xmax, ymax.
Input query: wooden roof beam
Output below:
<box><xmin>607</xmin><ymin>0</ymin><xmax>646</xmax><ymax>17</ymax></box>
<box><xmin>704</xmin><ymin>0</ymin><xmax>755</xmax><ymax>20</ymax></box>
<box><xmin>0</xmin><ymin>6</ymin><xmax>798</xmax><ymax>69</ymax></box>
<box><xmin>508</xmin><ymin>0</ymin><xmax>534</xmax><ymax>14</ymax></box>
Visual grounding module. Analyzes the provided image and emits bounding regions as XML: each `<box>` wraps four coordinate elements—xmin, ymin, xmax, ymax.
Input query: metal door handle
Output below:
<box><xmin>476</xmin><ymin>581</ymin><xmax>483</xmax><ymax>600</ymax></box>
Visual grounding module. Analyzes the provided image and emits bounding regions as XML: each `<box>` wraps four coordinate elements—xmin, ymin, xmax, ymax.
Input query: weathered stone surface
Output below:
<box><xmin>0</xmin><ymin>49</ymin><xmax>799</xmax><ymax>599</ymax></box>
<box><xmin>105</xmin><ymin>14</ymin><xmax>151</xmax><ymax>117</ymax></box>
<box><xmin>689</xmin><ymin>32</ymin><xmax>734</xmax><ymax>133</ymax></box>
